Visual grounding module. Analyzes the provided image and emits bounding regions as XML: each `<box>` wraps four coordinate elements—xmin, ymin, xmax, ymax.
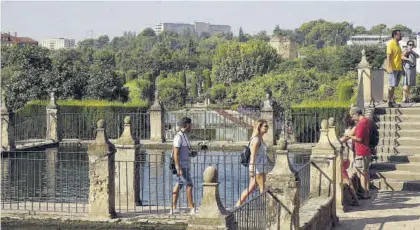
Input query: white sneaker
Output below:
<box><xmin>169</xmin><ymin>209</ymin><xmax>180</xmax><ymax>215</ymax></box>
<box><xmin>189</xmin><ymin>207</ymin><xmax>196</xmax><ymax>216</ymax></box>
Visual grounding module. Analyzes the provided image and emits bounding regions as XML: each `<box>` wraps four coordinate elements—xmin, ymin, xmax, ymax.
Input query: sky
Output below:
<box><xmin>1</xmin><ymin>1</ymin><xmax>420</xmax><ymax>42</ymax></box>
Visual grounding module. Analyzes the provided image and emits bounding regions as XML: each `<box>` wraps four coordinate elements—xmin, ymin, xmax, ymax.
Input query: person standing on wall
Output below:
<box><xmin>170</xmin><ymin>117</ymin><xmax>196</xmax><ymax>215</ymax></box>
<box><xmin>386</xmin><ymin>30</ymin><xmax>403</xmax><ymax>108</ymax></box>
<box><xmin>402</xmin><ymin>40</ymin><xmax>419</xmax><ymax>103</ymax></box>
<box><xmin>345</xmin><ymin>107</ymin><xmax>372</xmax><ymax>199</ymax></box>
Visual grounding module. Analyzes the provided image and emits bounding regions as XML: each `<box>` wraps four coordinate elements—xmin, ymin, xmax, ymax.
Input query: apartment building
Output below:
<box><xmin>154</xmin><ymin>21</ymin><xmax>231</xmax><ymax>36</ymax></box>
<box><xmin>40</xmin><ymin>38</ymin><xmax>76</xmax><ymax>50</ymax></box>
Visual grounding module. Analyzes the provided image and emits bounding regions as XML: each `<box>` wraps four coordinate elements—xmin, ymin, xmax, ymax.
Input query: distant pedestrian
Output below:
<box><xmin>386</xmin><ymin>30</ymin><xmax>403</xmax><ymax>107</ymax></box>
<box><xmin>402</xmin><ymin>40</ymin><xmax>419</xmax><ymax>103</ymax></box>
<box><xmin>345</xmin><ymin>107</ymin><xmax>372</xmax><ymax>199</ymax></box>
<box><xmin>235</xmin><ymin>119</ymin><xmax>270</xmax><ymax>207</ymax></box>
<box><xmin>170</xmin><ymin>117</ymin><xmax>196</xmax><ymax>215</ymax></box>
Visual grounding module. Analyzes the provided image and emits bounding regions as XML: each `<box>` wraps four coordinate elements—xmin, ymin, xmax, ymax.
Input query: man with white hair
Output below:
<box><xmin>344</xmin><ymin>107</ymin><xmax>372</xmax><ymax>199</ymax></box>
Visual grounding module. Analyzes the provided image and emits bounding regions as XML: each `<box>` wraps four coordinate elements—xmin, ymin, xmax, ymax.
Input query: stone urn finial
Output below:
<box><xmin>203</xmin><ymin>166</ymin><xmax>218</xmax><ymax>183</ymax></box>
<box><xmin>328</xmin><ymin>117</ymin><xmax>335</xmax><ymax>127</ymax></box>
<box><xmin>97</xmin><ymin>119</ymin><xmax>105</xmax><ymax>129</ymax></box>
<box><xmin>47</xmin><ymin>91</ymin><xmax>59</xmax><ymax>109</ymax></box>
<box><xmin>278</xmin><ymin>138</ymin><xmax>287</xmax><ymax>150</ymax></box>
<box><xmin>124</xmin><ymin>116</ymin><xmax>131</xmax><ymax>124</ymax></box>
<box><xmin>357</xmin><ymin>49</ymin><xmax>370</xmax><ymax>69</ymax></box>
<box><xmin>321</xmin><ymin>119</ymin><xmax>329</xmax><ymax>130</ymax></box>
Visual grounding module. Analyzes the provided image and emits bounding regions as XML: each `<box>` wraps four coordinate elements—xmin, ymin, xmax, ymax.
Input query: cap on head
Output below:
<box><xmin>178</xmin><ymin>117</ymin><xmax>192</xmax><ymax>127</ymax></box>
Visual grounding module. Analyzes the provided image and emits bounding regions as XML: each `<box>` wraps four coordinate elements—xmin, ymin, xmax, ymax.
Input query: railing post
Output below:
<box><xmin>311</xmin><ymin>120</ymin><xmax>339</xmax><ymax>225</ymax></box>
<box><xmin>1</xmin><ymin>95</ymin><xmax>15</xmax><ymax>151</ymax></box>
<box><xmin>149</xmin><ymin>91</ymin><xmax>165</xmax><ymax>143</ymax></box>
<box><xmin>114</xmin><ymin>116</ymin><xmax>141</xmax><ymax>207</ymax></box>
<box><xmin>187</xmin><ymin>166</ymin><xmax>237</xmax><ymax>230</ymax></box>
<box><xmin>266</xmin><ymin>139</ymin><xmax>299</xmax><ymax>229</ymax></box>
<box><xmin>261</xmin><ymin>93</ymin><xmax>276</xmax><ymax>146</ymax></box>
<box><xmin>46</xmin><ymin>92</ymin><xmax>60</xmax><ymax>142</ymax></box>
<box><xmin>87</xmin><ymin>119</ymin><xmax>116</xmax><ymax>220</ymax></box>
<box><xmin>327</xmin><ymin>118</ymin><xmax>345</xmax><ymax>212</ymax></box>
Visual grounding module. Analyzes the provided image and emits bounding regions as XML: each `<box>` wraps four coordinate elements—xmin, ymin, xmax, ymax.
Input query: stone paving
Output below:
<box><xmin>336</xmin><ymin>189</ymin><xmax>420</xmax><ymax>230</ymax></box>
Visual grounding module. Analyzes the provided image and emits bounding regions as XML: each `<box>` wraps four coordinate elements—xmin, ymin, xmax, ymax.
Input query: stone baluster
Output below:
<box><xmin>187</xmin><ymin>166</ymin><xmax>236</xmax><ymax>230</ymax></box>
<box><xmin>149</xmin><ymin>89</ymin><xmax>165</xmax><ymax>143</ymax></box>
<box><xmin>266</xmin><ymin>139</ymin><xmax>299</xmax><ymax>229</ymax></box>
<box><xmin>87</xmin><ymin>120</ymin><xmax>116</xmax><ymax>220</ymax></box>
<box><xmin>311</xmin><ymin>120</ymin><xmax>339</xmax><ymax>225</ymax></box>
<box><xmin>46</xmin><ymin>92</ymin><xmax>60</xmax><ymax>142</ymax></box>
<box><xmin>114</xmin><ymin>116</ymin><xmax>141</xmax><ymax>208</ymax></box>
<box><xmin>1</xmin><ymin>94</ymin><xmax>15</xmax><ymax>151</ymax></box>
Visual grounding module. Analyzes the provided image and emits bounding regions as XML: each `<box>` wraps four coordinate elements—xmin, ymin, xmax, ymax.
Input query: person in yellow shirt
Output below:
<box><xmin>386</xmin><ymin>30</ymin><xmax>402</xmax><ymax>108</ymax></box>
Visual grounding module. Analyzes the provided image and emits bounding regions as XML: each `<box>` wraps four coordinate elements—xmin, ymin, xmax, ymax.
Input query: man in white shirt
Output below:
<box><xmin>170</xmin><ymin>117</ymin><xmax>195</xmax><ymax>215</ymax></box>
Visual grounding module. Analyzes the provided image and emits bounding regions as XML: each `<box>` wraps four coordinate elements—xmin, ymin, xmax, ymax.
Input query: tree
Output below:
<box><xmin>95</xmin><ymin>35</ymin><xmax>110</xmax><ymax>49</ymax></box>
<box><xmin>369</xmin><ymin>24</ymin><xmax>387</xmax><ymax>35</ymax></box>
<box><xmin>126</xmin><ymin>70</ymin><xmax>137</xmax><ymax>82</ymax></box>
<box><xmin>238</xmin><ymin>27</ymin><xmax>247</xmax><ymax>42</ymax></box>
<box><xmin>139</xmin><ymin>28</ymin><xmax>156</xmax><ymax>37</ymax></box>
<box><xmin>390</xmin><ymin>24</ymin><xmax>413</xmax><ymax>37</ymax></box>
<box><xmin>212</xmin><ymin>40</ymin><xmax>280</xmax><ymax>84</ymax></box>
<box><xmin>157</xmin><ymin>76</ymin><xmax>184</xmax><ymax>107</ymax></box>
<box><xmin>255</xmin><ymin>30</ymin><xmax>270</xmax><ymax>42</ymax></box>
<box><xmin>2</xmin><ymin>45</ymin><xmax>53</xmax><ymax>110</ymax></box>
<box><xmin>353</xmin><ymin>26</ymin><xmax>367</xmax><ymax>35</ymax></box>
<box><xmin>86</xmin><ymin>49</ymin><xmax>128</xmax><ymax>101</ymax></box>
<box><xmin>273</xmin><ymin>25</ymin><xmax>281</xmax><ymax>36</ymax></box>
<box><xmin>190</xmin><ymin>73</ymin><xmax>197</xmax><ymax>98</ymax></box>
<box><xmin>210</xmin><ymin>84</ymin><xmax>227</xmax><ymax>103</ymax></box>
<box><xmin>203</xmin><ymin>69</ymin><xmax>211</xmax><ymax>92</ymax></box>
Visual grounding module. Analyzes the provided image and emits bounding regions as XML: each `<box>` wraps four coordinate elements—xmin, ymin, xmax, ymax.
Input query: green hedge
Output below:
<box><xmin>289</xmin><ymin>102</ymin><xmax>349</xmax><ymax>143</ymax></box>
<box><xmin>16</xmin><ymin>100</ymin><xmax>150</xmax><ymax>140</ymax></box>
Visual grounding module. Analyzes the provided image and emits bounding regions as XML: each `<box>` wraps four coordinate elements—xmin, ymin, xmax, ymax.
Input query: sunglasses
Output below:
<box><xmin>262</xmin><ymin>125</ymin><xmax>269</xmax><ymax>128</ymax></box>
<box><xmin>408</xmin><ymin>44</ymin><xmax>414</xmax><ymax>46</ymax></box>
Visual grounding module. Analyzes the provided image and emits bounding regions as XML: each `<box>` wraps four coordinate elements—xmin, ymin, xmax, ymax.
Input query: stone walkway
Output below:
<box><xmin>336</xmin><ymin>190</ymin><xmax>420</xmax><ymax>230</ymax></box>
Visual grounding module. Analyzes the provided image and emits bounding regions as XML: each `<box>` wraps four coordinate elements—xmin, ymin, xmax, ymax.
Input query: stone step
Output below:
<box><xmin>380</xmin><ymin>137</ymin><xmax>420</xmax><ymax>146</ymax></box>
<box><xmin>377</xmin><ymin>145</ymin><xmax>420</xmax><ymax>154</ymax></box>
<box><xmin>378</xmin><ymin>130</ymin><xmax>420</xmax><ymax>138</ymax></box>
<box><xmin>376</xmin><ymin>107</ymin><xmax>420</xmax><ymax>115</ymax></box>
<box><xmin>376</xmin><ymin>171</ymin><xmax>420</xmax><ymax>181</ymax></box>
<box><xmin>376</xmin><ymin>114</ymin><xmax>420</xmax><ymax>122</ymax></box>
<box><xmin>371</xmin><ymin>162</ymin><xmax>420</xmax><ymax>172</ymax></box>
<box><xmin>372</xmin><ymin>179</ymin><xmax>420</xmax><ymax>191</ymax></box>
<box><xmin>375</xmin><ymin>154</ymin><xmax>420</xmax><ymax>163</ymax></box>
<box><xmin>377</xmin><ymin>122</ymin><xmax>420</xmax><ymax>130</ymax></box>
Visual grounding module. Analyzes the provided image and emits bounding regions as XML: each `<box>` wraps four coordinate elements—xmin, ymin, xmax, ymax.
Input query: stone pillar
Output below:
<box><xmin>187</xmin><ymin>166</ymin><xmax>237</xmax><ymax>230</ymax></box>
<box><xmin>260</xmin><ymin>93</ymin><xmax>276</xmax><ymax>146</ymax></box>
<box><xmin>1</xmin><ymin>95</ymin><xmax>15</xmax><ymax>151</ymax></box>
<box><xmin>88</xmin><ymin>120</ymin><xmax>116</xmax><ymax>220</ymax></box>
<box><xmin>114</xmin><ymin>116</ymin><xmax>141</xmax><ymax>207</ymax></box>
<box><xmin>357</xmin><ymin>49</ymin><xmax>373</xmax><ymax>107</ymax></box>
<box><xmin>266</xmin><ymin>139</ymin><xmax>299</xmax><ymax>229</ymax></box>
<box><xmin>311</xmin><ymin>120</ymin><xmax>338</xmax><ymax>224</ymax></box>
<box><xmin>46</xmin><ymin>92</ymin><xmax>60</xmax><ymax>142</ymax></box>
<box><xmin>149</xmin><ymin>91</ymin><xmax>165</xmax><ymax>142</ymax></box>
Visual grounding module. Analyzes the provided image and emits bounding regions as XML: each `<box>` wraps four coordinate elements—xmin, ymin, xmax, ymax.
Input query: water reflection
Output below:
<box><xmin>1</xmin><ymin>143</ymin><xmax>310</xmax><ymax>211</ymax></box>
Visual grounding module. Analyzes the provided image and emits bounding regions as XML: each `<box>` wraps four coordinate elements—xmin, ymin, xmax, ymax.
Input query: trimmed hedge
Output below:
<box><xmin>289</xmin><ymin>102</ymin><xmax>350</xmax><ymax>143</ymax></box>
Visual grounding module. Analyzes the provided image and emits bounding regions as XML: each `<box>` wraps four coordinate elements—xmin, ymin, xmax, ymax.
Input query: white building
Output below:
<box><xmin>154</xmin><ymin>21</ymin><xmax>231</xmax><ymax>37</ymax></box>
<box><xmin>40</xmin><ymin>38</ymin><xmax>76</xmax><ymax>50</ymax></box>
<box><xmin>346</xmin><ymin>35</ymin><xmax>391</xmax><ymax>46</ymax></box>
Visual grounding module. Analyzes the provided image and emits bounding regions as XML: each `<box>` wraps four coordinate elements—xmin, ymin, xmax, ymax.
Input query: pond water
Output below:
<box><xmin>1</xmin><ymin>143</ymin><xmax>310</xmax><ymax>212</ymax></box>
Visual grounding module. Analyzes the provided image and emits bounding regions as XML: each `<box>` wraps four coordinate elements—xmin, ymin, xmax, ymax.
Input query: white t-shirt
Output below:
<box><xmin>173</xmin><ymin>131</ymin><xmax>191</xmax><ymax>168</ymax></box>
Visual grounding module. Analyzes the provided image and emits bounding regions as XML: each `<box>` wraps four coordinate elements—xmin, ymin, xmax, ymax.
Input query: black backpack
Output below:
<box><xmin>240</xmin><ymin>136</ymin><xmax>261</xmax><ymax>167</ymax></box>
<box><xmin>369</xmin><ymin>120</ymin><xmax>379</xmax><ymax>150</ymax></box>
